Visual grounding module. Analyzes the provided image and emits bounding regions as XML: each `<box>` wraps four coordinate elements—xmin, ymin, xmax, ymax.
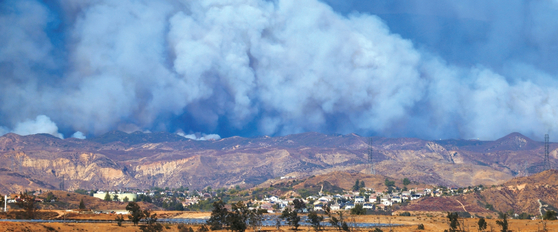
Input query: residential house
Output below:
<box><xmin>330</xmin><ymin>203</ymin><xmax>341</xmax><ymax>211</ymax></box>
<box><xmin>354</xmin><ymin>196</ymin><xmax>365</xmax><ymax>204</ymax></box>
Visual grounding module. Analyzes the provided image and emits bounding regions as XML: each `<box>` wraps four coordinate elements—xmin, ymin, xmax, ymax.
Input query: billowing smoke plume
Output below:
<box><xmin>11</xmin><ymin>115</ymin><xmax>63</xmax><ymax>139</ymax></box>
<box><xmin>1</xmin><ymin>0</ymin><xmax>558</xmax><ymax>140</ymax></box>
<box><xmin>71</xmin><ymin>131</ymin><xmax>86</xmax><ymax>139</ymax></box>
<box><xmin>176</xmin><ymin>131</ymin><xmax>221</xmax><ymax>141</ymax></box>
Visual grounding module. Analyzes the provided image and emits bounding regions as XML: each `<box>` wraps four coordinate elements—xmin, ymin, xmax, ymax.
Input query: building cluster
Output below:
<box><xmin>250</xmin><ymin>185</ymin><xmax>484</xmax><ymax>213</ymax></box>
<box><xmin>90</xmin><ymin>188</ymin><xmax>207</xmax><ymax>207</ymax></box>
<box><xmin>1</xmin><ymin>184</ymin><xmax>483</xmax><ymax>214</ymax></box>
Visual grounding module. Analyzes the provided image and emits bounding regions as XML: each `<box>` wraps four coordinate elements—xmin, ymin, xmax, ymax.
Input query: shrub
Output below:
<box><xmin>399</xmin><ymin>211</ymin><xmax>411</xmax><ymax>216</ymax></box>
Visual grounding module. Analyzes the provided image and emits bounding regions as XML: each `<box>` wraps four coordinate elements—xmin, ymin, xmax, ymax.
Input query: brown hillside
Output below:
<box><xmin>478</xmin><ymin>169</ymin><xmax>558</xmax><ymax>215</ymax></box>
<box><xmin>400</xmin><ymin>169</ymin><xmax>558</xmax><ymax>216</ymax></box>
<box><xmin>290</xmin><ymin>171</ymin><xmax>430</xmax><ymax>192</ymax></box>
<box><xmin>402</xmin><ymin>196</ymin><xmax>491</xmax><ymax>213</ymax></box>
<box><xmin>0</xmin><ymin>131</ymin><xmax>554</xmax><ymax>194</ymax></box>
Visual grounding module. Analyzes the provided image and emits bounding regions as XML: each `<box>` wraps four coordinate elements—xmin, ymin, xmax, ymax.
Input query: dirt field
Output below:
<box><xmin>1</xmin><ymin>211</ymin><xmax>558</xmax><ymax>231</ymax></box>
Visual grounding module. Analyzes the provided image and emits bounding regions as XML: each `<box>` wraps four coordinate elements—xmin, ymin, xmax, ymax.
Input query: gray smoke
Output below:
<box><xmin>1</xmin><ymin>0</ymin><xmax>558</xmax><ymax>141</ymax></box>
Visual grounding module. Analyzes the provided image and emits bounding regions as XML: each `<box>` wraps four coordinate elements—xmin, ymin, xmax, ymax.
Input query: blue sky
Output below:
<box><xmin>1</xmin><ymin>0</ymin><xmax>558</xmax><ymax>141</ymax></box>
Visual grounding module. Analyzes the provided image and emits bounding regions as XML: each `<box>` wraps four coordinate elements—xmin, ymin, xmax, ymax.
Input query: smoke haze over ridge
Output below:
<box><xmin>1</xmin><ymin>0</ymin><xmax>558</xmax><ymax>141</ymax></box>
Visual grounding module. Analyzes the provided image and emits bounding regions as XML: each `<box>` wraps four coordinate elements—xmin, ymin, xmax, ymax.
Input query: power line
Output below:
<box><xmin>544</xmin><ymin>134</ymin><xmax>551</xmax><ymax>171</ymax></box>
<box><xmin>367</xmin><ymin>138</ymin><xmax>375</xmax><ymax>175</ymax></box>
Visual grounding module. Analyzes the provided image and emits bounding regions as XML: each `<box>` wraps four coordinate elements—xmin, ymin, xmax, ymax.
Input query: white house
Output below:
<box><xmin>354</xmin><ymin>196</ymin><xmax>365</xmax><ymax>204</ymax></box>
<box><xmin>330</xmin><ymin>203</ymin><xmax>341</xmax><ymax>211</ymax></box>
<box><xmin>267</xmin><ymin>196</ymin><xmax>280</xmax><ymax>203</ymax></box>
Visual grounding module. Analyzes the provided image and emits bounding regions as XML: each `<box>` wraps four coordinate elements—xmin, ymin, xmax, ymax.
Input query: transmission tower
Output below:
<box><xmin>59</xmin><ymin>175</ymin><xmax>65</xmax><ymax>190</ymax></box>
<box><xmin>544</xmin><ymin>134</ymin><xmax>551</xmax><ymax>171</ymax></box>
<box><xmin>367</xmin><ymin>138</ymin><xmax>375</xmax><ymax>175</ymax></box>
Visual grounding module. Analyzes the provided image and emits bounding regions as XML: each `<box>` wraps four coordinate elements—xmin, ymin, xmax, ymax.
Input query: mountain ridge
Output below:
<box><xmin>0</xmin><ymin>131</ymin><xmax>554</xmax><ymax>194</ymax></box>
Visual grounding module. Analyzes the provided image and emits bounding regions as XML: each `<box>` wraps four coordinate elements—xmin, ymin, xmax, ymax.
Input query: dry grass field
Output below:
<box><xmin>1</xmin><ymin>211</ymin><xmax>558</xmax><ymax>231</ymax></box>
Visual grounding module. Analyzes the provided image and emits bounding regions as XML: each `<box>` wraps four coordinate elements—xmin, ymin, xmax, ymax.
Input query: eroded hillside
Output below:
<box><xmin>0</xmin><ymin>131</ymin><xmax>554</xmax><ymax>194</ymax></box>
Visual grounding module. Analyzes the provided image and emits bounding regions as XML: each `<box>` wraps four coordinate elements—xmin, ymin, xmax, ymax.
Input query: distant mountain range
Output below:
<box><xmin>0</xmin><ymin>131</ymin><xmax>555</xmax><ymax>194</ymax></box>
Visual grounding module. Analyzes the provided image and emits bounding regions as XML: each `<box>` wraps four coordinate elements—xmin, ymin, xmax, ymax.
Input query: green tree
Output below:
<box><xmin>206</xmin><ymin>200</ymin><xmax>229</xmax><ymax>230</ymax></box>
<box><xmin>79</xmin><ymin>198</ymin><xmax>86</xmax><ymax>210</ymax></box>
<box><xmin>417</xmin><ymin>224</ymin><xmax>425</xmax><ymax>230</ymax></box>
<box><xmin>326</xmin><ymin>208</ymin><xmax>348</xmax><ymax>231</ymax></box>
<box><xmin>139</xmin><ymin>209</ymin><xmax>163</xmax><ymax>232</ymax></box>
<box><xmin>115</xmin><ymin>214</ymin><xmax>125</xmax><ymax>226</ymax></box>
<box><xmin>477</xmin><ymin>218</ymin><xmax>487</xmax><ymax>231</ymax></box>
<box><xmin>543</xmin><ymin>210</ymin><xmax>557</xmax><ymax>220</ymax></box>
<box><xmin>359</xmin><ymin>180</ymin><xmax>365</xmax><ymax>189</ymax></box>
<box><xmin>74</xmin><ymin>189</ymin><xmax>88</xmax><ymax>195</ymax></box>
<box><xmin>402</xmin><ymin>178</ymin><xmax>411</xmax><ymax>186</ymax></box>
<box><xmin>341</xmin><ymin>222</ymin><xmax>349</xmax><ymax>231</ymax></box>
<box><xmin>384</xmin><ymin>178</ymin><xmax>395</xmax><ymax>187</ymax></box>
<box><xmin>352</xmin><ymin>179</ymin><xmax>360</xmax><ymax>191</ymax></box>
<box><xmin>178</xmin><ymin>225</ymin><xmax>193</xmax><ymax>232</ymax></box>
<box><xmin>45</xmin><ymin>192</ymin><xmax>55</xmax><ymax>202</ymax></box>
<box><xmin>113</xmin><ymin>194</ymin><xmax>119</xmax><ymax>202</ymax></box>
<box><xmin>496</xmin><ymin>213</ymin><xmax>509</xmax><ymax>232</ymax></box>
<box><xmin>446</xmin><ymin>212</ymin><xmax>461</xmax><ymax>232</ymax></box>
<box><xmin>198</xmin><ymin>225</ymin><xmax>209</xmax><ymax>232</ymax></box>
<box><xmin>517</xmin><ymin>212</ymin><xmax>531</xmax><ymax>219</ymax></box>
<box><xmin>280</xmin><ymin>207</ymin><xmax>300</xmax><ymax>230</ymax></box>
<box><xmin>104</xmin><ymin>192</ymin><xmax>111</xmax><ymax>201</ymax></box>
<box><xmin>326</xmin><ymin>209</ymin><xmax>340</xmax><ymax>229</ymax></box>
<box><xmin>307</xmin><ymin>211</ymin><xmax>324</xmax><ymax>231</ymax></box>
<box><xmin>15</xmin><ymin>192</ymin><xmax>37</xmax><ymax>219</ymax></box>
<box><xmin>350</xmin><ymin>204</ymin><xmax>366</xmax><ymax>215</ymax></box>
<box><xmin>248</xmin><ymin>208</ymin><xmax>263</xmax><ymax>232</ymax></box>
<box><xmin>228</xmin><ymin>201</ymin><xmax>250</xmax><ymax>232</ymax></box>
<box><xmin>399</xmin><ymin>212</ymin><xmax>411</xmax><ymax>216</ymax></box>
<box><xmin>293</xmin><ymin>199</ymin><xmax>306</xmax><ymax>212</ymax></box>
<box><xmin>126</xmin><ymin>202</ymin><xmax>144</xmax><ymax>226</ymax></box>
<box><xmin>123</xmin><ymin>196</ymin><xmax>129</xmax><ymax>202</ymax></box>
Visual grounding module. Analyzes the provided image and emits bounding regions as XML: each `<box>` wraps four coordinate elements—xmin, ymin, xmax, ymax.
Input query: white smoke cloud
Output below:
<box><xmin>71</xmin><ymin>131</ymin><xmax>86</xmax><ymax>139</ymax></box>
<box><xmin>1</xmin><ymin>0</ymin><xmax>558</xmax><ymax>141</ymax></box>
<box><xmin>177</xmin><ymin>131</ymin><xmax>221</xmax><ymax>141</ymax></box>
<box><xmin>12</xmin><ymin>115</ymin><xmax>63</xmax><ymax>139</ymax></box>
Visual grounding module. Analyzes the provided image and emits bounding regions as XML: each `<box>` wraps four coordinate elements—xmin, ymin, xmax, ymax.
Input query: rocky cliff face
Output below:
<box><xmin>0</xmin><ymin>131</ymin><xmax>553</xmax><ymax>194</ymax></box>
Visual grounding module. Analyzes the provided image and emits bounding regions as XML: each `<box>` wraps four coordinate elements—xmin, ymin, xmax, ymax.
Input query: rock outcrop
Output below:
<box><xmin>0</xmin><ymin>131</ymin><xmax>552</xmax><ymax>194</ymax></box>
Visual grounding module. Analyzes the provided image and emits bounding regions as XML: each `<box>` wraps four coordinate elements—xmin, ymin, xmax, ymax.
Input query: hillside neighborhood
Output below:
<box><xmin>2</xmin><ymin>177</ymin><xmax>485</xmax><ymax>216</ymax></box>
